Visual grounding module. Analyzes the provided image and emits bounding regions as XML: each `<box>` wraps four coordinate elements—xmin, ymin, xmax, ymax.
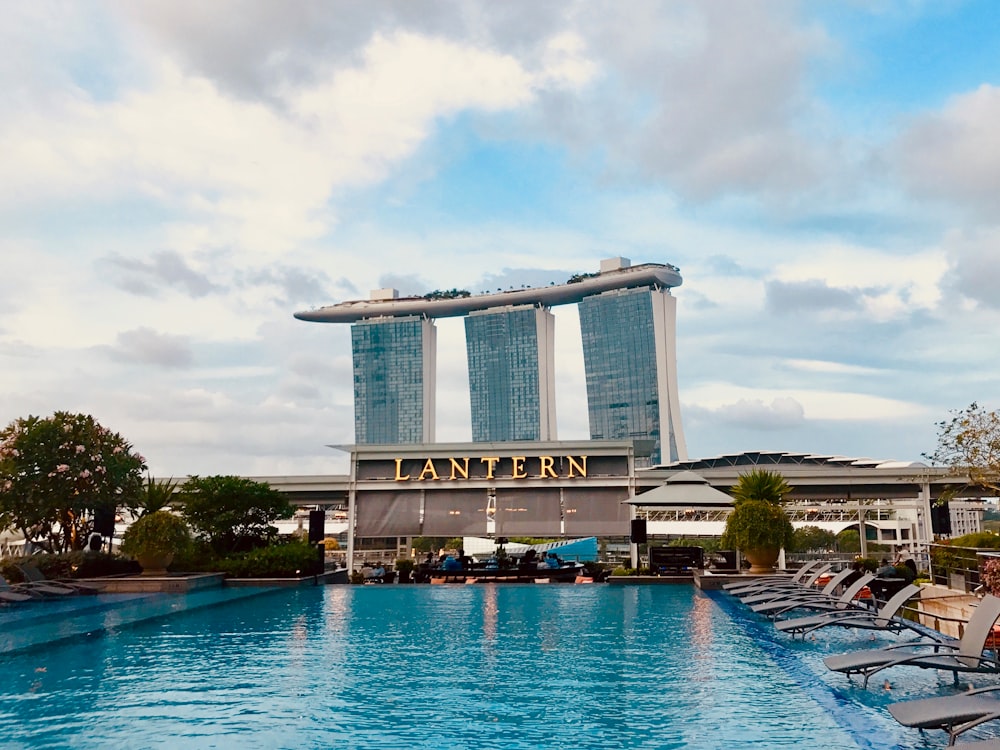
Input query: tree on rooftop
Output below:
<box><xmin>925</xmin><ymin>402</ymin><xmax>1000</xmax><ymax>493</ymax></box>
<box><xmin>0</xmin><ymin>412</ymin><xmax>146</xmax><ymax>553</ymax></box>
<box><xmin>178</xmin><ymin>475</ymin><xmax>294</xmax><ymax>554</ymax></box>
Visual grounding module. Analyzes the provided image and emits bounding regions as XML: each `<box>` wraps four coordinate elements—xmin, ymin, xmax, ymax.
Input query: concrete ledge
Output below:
<box><xmin>93</xmin><ymin>573</ymin><xmax>225</xmax><ymax>594</ymax></box>
<box><xmin>608</xmin><ymin>575</ymin><xmax>693</xmax><ymax>585</ymax></box>
<box><xmin>226</xmin><ymin>570</ymin><xmax>348</xmax><ymax>588</ymax></box>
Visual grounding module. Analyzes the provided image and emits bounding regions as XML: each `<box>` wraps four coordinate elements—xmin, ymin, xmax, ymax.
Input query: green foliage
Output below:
<box><xmin>120</xmin><ymin>510</ymin><xmax>191</xmax><ymax>558</ymax></box>
<box><xmin>566</xmin><ymin>272</ymin><xmax>599</xmax><ymax>284</ymax></box>
<box><xmin>394</xmin><ymin>558</ymin><xmax>414</xmax><ymax>575</ymax></box>
<box><xmin>854</xmin><ymin>557</ymin><xmax>878</xmax><ymax>573</ymax></box>
<box><xmin>791</xmin><ymin>525</ymin><xmax>836</xmax><ymax>553</ymax></box>
<box><xmin>213</xmin><ymin>540</ymin><xmax>321</xmax><ymax>578</ymax></box>
<box><xmin>930</xmin><ymin>532</ymin><xmax>1000</xmax><ymax>577</ymax></box>
<box><xmin>138</xmin><ymin>475</ymin><xmax>180</xmax><ymax>516</ymax></box>
<box><xmin>925</xmin><ymin>402</ymin><xmax>1000</xmax><ymax>492</ymax></box>
<box><xmin>411</xmin><ymin>537</ymin><xmax>446</xmax><ymax>553</ymax></box>
<box><xmin>729</xmin><ymin>469</ymin><xmax>792</xmax><ymax>506</ymax></box>
<box><xmin>0</xmin><ymin>412</ymin><xmax>146</xmax><ymax>553</ymax></box>
<box><xmin>721</xmin><ymin>500</ymin><xmax>794</xmax><ymax>552</ymax></box>
<box><xmin>179</xmin><ymin>475</ymin><xmax>293</xmax><ymax>554</ymax></box>
<box><xmin>836</xmin><ymin>529</ymin><xmax>861</xmax><ymax>553</ymax></box>
<box><xmin>422</xmin><ymin>289</ymin><xmax>471</xmax><ymax>300</ymax></box>
<box><xmin>508</xmin><ymin>537</ymin><xmax>558</xmax><ymax>545</ymax></box>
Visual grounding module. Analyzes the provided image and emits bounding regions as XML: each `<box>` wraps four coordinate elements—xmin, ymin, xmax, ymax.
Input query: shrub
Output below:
<box><xmin>721</xmin><ymin>500</ymin><xmax>793</xmax><ymax>552</ymax></box>
<box><xmin>120</xmin><ymin>511</ymin><xmax>191</xmax><ymax>558</ymax></box>
<box><xmin>214</xmin><ymin>540</ymin><xmax>322</xmax><ymax>578</ymax></box>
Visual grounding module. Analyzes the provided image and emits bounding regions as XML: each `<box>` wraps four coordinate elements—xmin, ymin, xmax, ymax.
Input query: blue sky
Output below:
<box><xmin>2</xmin><ymin>1</ymin><xmax>1000</xmax><ymax>476</ymax></box>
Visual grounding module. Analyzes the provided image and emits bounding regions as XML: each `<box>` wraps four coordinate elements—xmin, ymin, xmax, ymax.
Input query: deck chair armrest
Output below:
<box><xmin>950</xmin><ymin>710</ymin><xmax>1000</xmax><ymax>745</ymax></box>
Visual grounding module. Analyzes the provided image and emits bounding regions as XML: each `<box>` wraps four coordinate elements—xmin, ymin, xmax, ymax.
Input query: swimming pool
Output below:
<box><xmin>0</xmin><ymin>585</ymin><xmax>984</xmax><ymax>748</ymax></box>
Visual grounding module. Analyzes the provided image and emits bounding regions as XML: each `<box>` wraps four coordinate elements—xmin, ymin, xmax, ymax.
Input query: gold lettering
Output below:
<box><xmin>449</xmin><ymin>457</ymin><xmax>470</xmax><ymax>480</ymax></box>
<box><xmin>417</xmin><ymin>458</ymin><xmax>440</xmax><ymax>481</ymax></box>
<box><xmin>567</xmin><ymin>455</ymin><xmax>588</xmax><ymax>478</ymax></box>
<box><xmin>394</xmin><ymin>458</ymin><xmax>410</xmax><ymax>481</ymax></box>
<box><xmin>538</xmin><ymin>455</ymin><xmax>557</xmax><ymax>479</ymax></box>
<box><xmin>481</xmin><ymin>456</ymin><xmax>500</xmax><ymax>480</ymax></box>
<box><xmin>511</xmin><ymin>456</ymin><xmax>527</xmax><ymax>479</ymax></box>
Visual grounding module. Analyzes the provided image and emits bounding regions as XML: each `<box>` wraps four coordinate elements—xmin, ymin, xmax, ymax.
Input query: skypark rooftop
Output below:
<box><xmin>294</xmin><ymin>260</ymin><xmax>682</xmax><ymax>323</ymax></box>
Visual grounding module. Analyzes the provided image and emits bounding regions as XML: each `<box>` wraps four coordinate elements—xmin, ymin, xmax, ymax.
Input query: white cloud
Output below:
<box><xmin>896</xmin><ymin>84</ymin><xmax>1000</xmax><ymax>219</ymax></box>
<box><xmin>783</xmin><ymin>359</ymin><xmax>886</xmax><ymax>376</ymax></box>
<box><xmin>684</xmin><ymin>383</ymin><xmax>927</xmax><ymax>422</ymax></box>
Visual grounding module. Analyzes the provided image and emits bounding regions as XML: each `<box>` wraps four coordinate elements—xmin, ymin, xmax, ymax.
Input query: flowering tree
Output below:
<box><xmin>0</xmin><ymin>412</ymin><xmax>147</xmax><ymax>553</ymax></box>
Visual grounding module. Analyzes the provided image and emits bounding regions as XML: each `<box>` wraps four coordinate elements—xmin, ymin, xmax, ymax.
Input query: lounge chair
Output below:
<box><xmin>0</xmin><ymin>573</ymin><xmax>70</xmax><ymax>598</ymax></box>
<box><xmin>742</xmin><ymin>566</ymin><xmax>854</xmax><ymax>609</ymax></box>
<box><xmin>755</xmin><ymin>573</ymin><xmax>876</xmax><ymax>620</ymax></box>
<box><xmin>736</xmin><ymin>564</ymin><xmax>837</xmax><ymax>605</ymax></box>
<box><xmin>888</xmin><ymin>684</ymin><xmax>1000</xmax><ymax>746</ymax></box>
<box><xmin>0</xmin><ymin>578</ymin><xmax>32</xmax><ymax>603</ymax></box>
<box><xmin>776</xmin><ymin>583</ymin><xmax>922</xmax><ymax>638</ymax></box>
<box><xmin>823</xmin><ymin>594</ymin><xmax>1000</xmax><ymax>688</ymax></box>
<box><xmin>17</xmin><ymin>563</ymin><xmax>100</xmax><ymax>594</ymax></box>
<box><xmin>723</xmin><ymin>560</ymin><xmax>825</xmax><ymax>593</ymax></box>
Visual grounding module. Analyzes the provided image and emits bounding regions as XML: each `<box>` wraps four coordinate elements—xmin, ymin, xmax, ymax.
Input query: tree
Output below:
<box><xmin>925</xmin><ymin>402</ymin><xmax>1000</xmax><ymax>493</ymax></box>
<box><xmin>179</xmin><ymin>475</ymin><xmax>293</xmax><ymax>553</ymax></box>
<box><xmin>790</xmin><ymin>525</ymin><xmax>836</xmax><ymax>553</ymax></box>
<box><xmin>729</xmin><ymin>468</ymin><xmax>792</xmax><ymax>505</ymax></box>
<box><xmin>0</xmin><ymin>412</ymin><xmax>146</xmax><ymax>553</ymax></box>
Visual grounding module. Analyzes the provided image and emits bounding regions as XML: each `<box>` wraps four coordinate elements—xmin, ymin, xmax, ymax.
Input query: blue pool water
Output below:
<box><xmin>0</xmin><ymin>584</ymin><xmax>991</xmax><ymax>749</ymax></box>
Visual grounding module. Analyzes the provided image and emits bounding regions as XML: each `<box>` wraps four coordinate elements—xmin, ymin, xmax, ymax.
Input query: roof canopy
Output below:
<box><xmin>627</xmin><ymin>470</ymin><xmax>734</xmax><ymax>508</ymax></box>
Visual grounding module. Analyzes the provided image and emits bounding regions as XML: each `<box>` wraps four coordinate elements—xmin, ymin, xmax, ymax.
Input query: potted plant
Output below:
<box><xmin>395</xmin><ymin>558</ymin><xmax>415</xmax><ymax>583</ymax></box>
<box><xmin>721</xmin><ymin>469</ymin><xmax>794</xmax><ymax>573</ymax></box>
<box><xmin>120</xmin><ymin>510</ymin><xmax>191</xmax><ymax>576</ymax></box>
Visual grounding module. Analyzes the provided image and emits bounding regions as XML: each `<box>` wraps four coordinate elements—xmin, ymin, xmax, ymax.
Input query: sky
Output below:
<box><xmin>3</xmin><ymin>0</ymin><xmax>1000</xmax><ymax>478</ymax></box>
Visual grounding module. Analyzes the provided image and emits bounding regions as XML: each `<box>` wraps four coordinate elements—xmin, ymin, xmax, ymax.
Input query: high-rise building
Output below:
<box><xmin>465</xmin><ymin>305</ymin><xmax>556</xmax><ymax>442</ymax></box>
<box><xmin>578</xmin><ymin>284</ymin><xmax>685</xmax><ymax>465</ymax></box>
<box><xmin>351</xmin><ymin>315</ymin><xmax>436</xmax><ymax>444</ymax></box>
<box><xmin>297</xmin><ymin>259</ymin><xmax>685</xmax><ymax>462</ymax></box>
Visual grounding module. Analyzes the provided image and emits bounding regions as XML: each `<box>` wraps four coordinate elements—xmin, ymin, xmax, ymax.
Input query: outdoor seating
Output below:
<box><xmin>740</xmin><ymin>565</ymin><xmax>849</xmax><ymax>607</ymax></box>
<box><xmin>723</xmin><ymin>560</ymin><xmax>826</xmax><ymax>594</ymax></box>
<box><xmin>733</xmin><ymin>564</ymin><xmax>835</xmax><ymax>604</ymax></box>
<box><xmin>775</xmin><ymin>583</ymin><xmax>922</xmax><ymax>639</ymax></box>
<box><xmin>0</xmin><ymin>573</ymin><xmax>70</xmax><ymax>599</ymax></box>
<box><xmin>17</xmin><ymin>564</ymin><xmax>100</xmax><ymax>594</ymax></box>
<box><xmin>755</xmin><ymin>573</ymin><xmax>875</xmax><ymax>620</ymax></box>
<box><xmin>823</xmin><ymin>594</ymin><xmax>1000</xmax><ymax>688</ymax></box>
<box><xmin>888</xmin><ymin>684</ymin><xmax>1000</xmax><ymax>746</ymax></box>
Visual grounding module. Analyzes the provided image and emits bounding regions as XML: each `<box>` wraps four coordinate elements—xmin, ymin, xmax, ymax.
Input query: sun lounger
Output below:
<box><xmin>888</xmin><ymin>684</ymin><xmax>1000</xmax><ymax>746</ymax></box>
<box><xmin>756</xmin><ymin>573</ymin><xmax>876</xmax><ymax>620</ymax></box>
<box><xmin>17</xmin><ymin>563</ymin><xmax>100</xmax><ymax>594</ymax></box>
<box><xmin>824</xmin><ymin>594</ymin><xmax>1000</xmax><ymax>688</ymax></box>
<box><xmin>0</xmin><ymin>573</ymin><xmax>70</xmax><ymax>598</ymax></box>
<box><xmin>723</xmin><ymin>560</ymin><xmax>825</xmax><ymax>593</ymax></box>
<box><xmin>736</xmin><ymin>564</ymin><xmax>837</xmax><ymax>605</ymax></box>
<box><xmin>742</xmin><ymin>566</ymin><xmax>854</xmax><ymax>609</ymax></box>
<box><xmin>776</xmin><ymin>583</ymin><xmax>921</xmax><ymax>638</ymax></box>
<box><xmin>0</xmin><ymin>582</ymin><xmax>32</xmax><ymax>603</ymax></box>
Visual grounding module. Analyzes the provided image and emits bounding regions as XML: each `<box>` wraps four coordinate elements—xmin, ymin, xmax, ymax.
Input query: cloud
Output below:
<box><xmin>939</xmin><ymin>228</ymin><xmax>1000</xmax><ymax>310</ymax></box>
<box><xmin>765</xmin><ymin>279</ymin><xmax>860</xmax><ymax>314</ymax></box>
<box><xmin>783</xmin><ymin>359</ymin><xmax>886</xmax><ymax>377</ymax></box>
<box><xmin>714</xmin><ymin>397</ymin><xmax>805</xmax><ymax>430</ymax></box>
<box><xmin>103</xmin><ymin>327</ymin><xmax>194</xmax><ymax>368</ymax></box>
<box><xmin>100</xmin><ymin>250</ymin><xmax>220</xmax><ymax>298</ymax></box>
<box><xmin>895</xmin><ymin>84</ymin><xmax>1000</xmax><ymax>219</ymax></box>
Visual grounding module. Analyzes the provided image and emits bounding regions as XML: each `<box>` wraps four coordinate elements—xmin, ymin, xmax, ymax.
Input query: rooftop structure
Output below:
<box><xmin>295</xmin><ymin>258</ymin><xmax>685</xmax><ymax>453</ymax></box>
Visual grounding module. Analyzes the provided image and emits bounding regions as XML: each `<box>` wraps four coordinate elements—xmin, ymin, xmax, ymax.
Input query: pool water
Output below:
<box><xmin>0</xmin><ymin>585</ymin><xmax>989</xmax><ymax>749</ymax></box>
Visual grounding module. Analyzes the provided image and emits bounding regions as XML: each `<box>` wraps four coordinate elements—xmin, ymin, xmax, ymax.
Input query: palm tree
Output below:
<box><xmin>730</xmin><ymin>468</ymin><xmax>791</xmax><ymax>505</ymax></box>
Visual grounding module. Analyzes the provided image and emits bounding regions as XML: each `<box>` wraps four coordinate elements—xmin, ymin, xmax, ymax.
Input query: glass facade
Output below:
<box><xmin>351</xmin><ymin>317</ymin><xmax>433</xmax><ymax>444</ymax></box>
<box><xmin>579</xmin><ymin>287</ymin><xmax>670</xmax><ymax>464</ymax></box>
<box><xmin>465</xmin><ymin>306</ymin><xmax>553</xmax><ymax>441</ymax></box>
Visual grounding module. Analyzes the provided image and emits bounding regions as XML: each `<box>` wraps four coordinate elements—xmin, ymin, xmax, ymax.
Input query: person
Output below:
<box><xmin>895</xmin><ymin>550</ymin><xmax>918</xmax><ymax>577</ymax></box>
<box><xmin>546</xmin><ymin>552</ymin><xmax>562</xmax><ymax>569</ymax></box>
<box><xmin>876</xmin><ymin>558</ymin><xmax>897</xmax><ymax>578</ymax></box>
<box><xmin>442</xmin><ymin>555</ymin><xmax>462</xmax><ymax>572</ymax></box>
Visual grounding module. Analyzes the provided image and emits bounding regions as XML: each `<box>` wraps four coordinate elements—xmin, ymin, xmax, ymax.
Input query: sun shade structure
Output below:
<box><xmin>626</xmin><ymin>471</ymin><xmax>734</xmax><ymax>508</ymax></box>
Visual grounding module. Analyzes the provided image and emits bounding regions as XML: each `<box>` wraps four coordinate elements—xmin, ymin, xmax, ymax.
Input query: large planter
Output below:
<box><xmin>743</xmin><ymin>547</ymin><xmax>779</xmax><ymax>574</ymax></box>
<box><xmin>136</xmin><ymin>552</ymin><xmax>174</xmax><ymax>576</ymax></box>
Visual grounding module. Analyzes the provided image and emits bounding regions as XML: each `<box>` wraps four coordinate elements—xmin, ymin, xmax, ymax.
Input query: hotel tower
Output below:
<box><xmin>295</xmin><ymin>258</ymin><xmax>687</xmax><ymax>465</ymax></box>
